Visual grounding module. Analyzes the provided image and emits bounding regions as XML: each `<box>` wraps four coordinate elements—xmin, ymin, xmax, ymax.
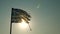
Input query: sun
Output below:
<box><xmin>19</xmin><ymin>19</ymin><xmax>28</xmax><ymax>29</ymax></box>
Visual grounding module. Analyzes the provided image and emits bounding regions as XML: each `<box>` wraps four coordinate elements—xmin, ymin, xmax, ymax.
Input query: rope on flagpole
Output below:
<box><xmin>28</xmin><ymin>24</ymin><xmax>32</xmax><ymax>31</ymax></box>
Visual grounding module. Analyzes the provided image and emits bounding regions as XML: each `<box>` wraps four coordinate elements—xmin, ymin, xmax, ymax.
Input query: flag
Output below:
<box><xmin>11</xmin><ymin>8</ymin><xmax>31</xmax><ymax>23</ymax></box>
<box><xmin>11</xmin><ymin>8</ymin><xmax>32</xmax><ymax>31</ymax></box>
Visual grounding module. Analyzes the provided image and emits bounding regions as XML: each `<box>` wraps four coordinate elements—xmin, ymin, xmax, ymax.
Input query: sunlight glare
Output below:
<box><xmin>19</xmin><ymin>19</ymin><xmax>28</xmax><ymax>29</ymax></box>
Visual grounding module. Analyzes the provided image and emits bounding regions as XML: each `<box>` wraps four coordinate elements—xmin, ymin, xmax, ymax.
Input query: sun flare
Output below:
<box><xmin>19</xmin><ymin>19</ymin><xmax>28</xmax><ymax>29</ymax></box>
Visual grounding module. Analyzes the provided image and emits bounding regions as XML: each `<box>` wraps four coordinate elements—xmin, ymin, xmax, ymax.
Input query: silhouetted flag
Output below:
<box><xmin>11</xmin><ymin>8</ymin><xmax>32</xmax><ymax>31</ymax></box>
<box><xmin>11</xmin><ymin>8</ymin><xmax>31</xmax><ymax>23</ymax></box>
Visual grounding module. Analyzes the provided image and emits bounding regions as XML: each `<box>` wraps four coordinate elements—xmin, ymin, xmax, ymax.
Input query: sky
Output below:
<box><xmin>0</xmin><ymin>0</ymin><xmax>60</xmax><ymax>34</ymax></box>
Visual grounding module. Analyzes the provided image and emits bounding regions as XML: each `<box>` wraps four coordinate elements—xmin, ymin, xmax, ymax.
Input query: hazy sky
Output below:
<box><xmin>0</xmin><ymin>0</ymin><xmax>60</xmax><ymax>34</ymax></box>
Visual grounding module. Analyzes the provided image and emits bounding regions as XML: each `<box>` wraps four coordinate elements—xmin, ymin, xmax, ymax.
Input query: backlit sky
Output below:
<box><xmin>0</xmin><ymin>0</ymin><xmax>60</xmax><ymax>34</ymax></box>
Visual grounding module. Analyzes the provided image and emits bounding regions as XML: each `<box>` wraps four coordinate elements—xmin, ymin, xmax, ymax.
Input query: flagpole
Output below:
<box><xmin>10</xmin><ymin>22</ymin><xmax>12</xmax><ymax>34</ymax></box>
<box><xmin>10</xmin><ymin>8</ymin><xmax>13</xmax><ymax>34</ymax></box>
